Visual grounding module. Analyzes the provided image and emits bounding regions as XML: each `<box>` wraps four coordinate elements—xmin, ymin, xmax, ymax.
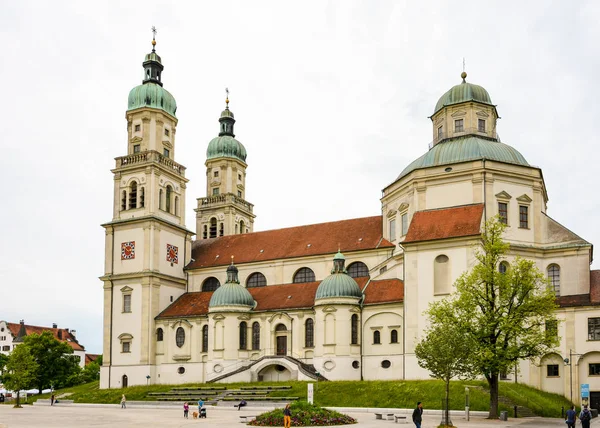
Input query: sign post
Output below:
<box><xmin>581</xmin><ymin>384</ymin><xmax>590</xmax><ymax>406</ymax></box>
<box><xmin>308</xmin><ymin>383</ymin><xmax>314</xmax><ymax>404</ymax></box>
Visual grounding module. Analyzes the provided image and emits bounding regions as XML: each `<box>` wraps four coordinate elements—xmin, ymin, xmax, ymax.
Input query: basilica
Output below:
<box><xmin>99</xmin><ymin>37</ymin><xmax>599</xmax><ymax>408</ymax></box>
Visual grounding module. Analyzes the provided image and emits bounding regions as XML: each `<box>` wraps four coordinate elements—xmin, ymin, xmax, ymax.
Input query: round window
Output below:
<box><xmin>352</xmin><ymin>360</ymin><xmax>360</xmax><ymax>369</ymax></box>
<box><xmin>445</xmin><ymin>167</ymin><xmax>453</xmax><ymax>172</ymax></box>
<box><xmin>177</xmin><ymin>366</ymin><xmax>185</xmax><ymax>374</ymax></box>
<box><xmin>381</xmin><ymin>360</ymin><xmax>391</xmax><ymax>369</ymax></box>
<box><xmin>176</xmin><ymin>327</ymin><xmax>185</xmax><ymax>348</ymax></box>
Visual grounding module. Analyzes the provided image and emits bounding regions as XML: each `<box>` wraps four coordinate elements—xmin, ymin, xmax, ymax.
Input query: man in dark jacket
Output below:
<box><xmin>412</xmin><ymin>402</ymin><xmax>423</xmax><ymax>428</ymax></box>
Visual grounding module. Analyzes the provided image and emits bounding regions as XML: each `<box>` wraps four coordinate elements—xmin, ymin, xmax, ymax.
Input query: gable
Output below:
<box><xmin>403</xmin><ymin>204</ymin><xmax>484</xmax><ymax>244</ymax></box>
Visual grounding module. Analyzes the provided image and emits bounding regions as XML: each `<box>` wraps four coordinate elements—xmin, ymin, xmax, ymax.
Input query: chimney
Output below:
<box><xmin>70</xmin><ymin>329</ymin><xmax>76</xmax><ymax>338</ymax></box>
<box><xmin>52</xmin><ymin>323</ymin><xmax>57</xmax><ymax>329</ymax></box>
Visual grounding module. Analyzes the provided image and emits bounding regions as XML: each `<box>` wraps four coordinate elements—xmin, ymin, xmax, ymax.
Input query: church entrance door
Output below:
<box><xmin>122</xmin><ymin>374</ymin><xmax>128</xmax><ymax>388</ymax></box>
<box><xmin>276</xmin><ymin>336</ymin><xmax>287</xmax><ymax>356</ymax></box>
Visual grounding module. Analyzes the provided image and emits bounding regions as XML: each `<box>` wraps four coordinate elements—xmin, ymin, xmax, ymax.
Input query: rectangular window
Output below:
<box><xmin>389</xmin><ymin>219</ymin><xmax>396</xmax><ymax>241</ymax></box>
<box><xmin>590</xmin><ymin>363</ymin><xmax>600</xmax><ymax>376</ymax></box>
<box><xmin>519</xmin><ymin>205</ymin><xmax>529</xmax><ymax>228</ymax></box>
<box><xmin>214</xmin><ymin>171</ymin><xmax>219</xmax><ymax>177</ymax></box>
<box><xmin>379</xmin><ymin>266</ymin><xmax>387</xmax><ymax>274</ymax></box>
<box><xmin>238</xmin><ymin>191</ymin><xmax>242</xmax><ymax>197</ymax></box>
<box><xmin>478</xmin><ymin>119</ymin><xmax>486</xmax><ymax>132</ymax></box>
<box><xmin>133</xmin><ymin>144</ymin><xmax>141</xmax><ymax>153</ymax></box>
<box><xmin>2</xmin><ymin>345</ymin><xmax>9</xmax><ymax>351</ymax></box>
<box><xmin>589</xmin><ymin>317</ymin><xmax>600</xmax><ymax>341</ymax></box>
<box><xmin>134</xmin><ymin>124</ymin><xmax>140</xmax><ymax>132</ymax></box>
<box><xmin>437</xmin><ymin>126</ymin><xmax>443</xmax><ymax>139</ymax></box>
<box><xmin>123</xmin><ymin>294</ymin><xmax>131</xmax><ymax>313</ymax></box>
<box><xmin>454</xmin><ymin>119</ymin><xmax>464</xmax><ymax>132</ymax></box>
<box><xmin>401</xmin><ymin>213</ymin><xmax>408</xmax><ymax>235</ymax></box>
<box><xmin>164</xmin><ymin>128</ymin><xmax>170</xmax><ymax>136</ymax></box>
<box><xmin>122</xmin><ymin>341</ymin><xmax>131</xmax><ymax>353</ymax></box>
<box><xmin>498</xmin><ymin>202</ymin><xmax>508</xmax><ymax>224</ymax></box>
<box><xmin>212</xmin><ymin>188</ymin><xmax>220</xmax><ymax>196</ymax></box>
<box><xmin>238</xmin><ymin>174</ymin><xmax>242</xmax><ymax>180</ymax></box>
<box><xmin>163</xmin><ymin>148</ymin><xmax>170</xmax><ymax>158</ymax></box>
<box><xmin>547</xmin><ymin>364</ymin><xmax>559</xmax><ymax>377</ymax></box>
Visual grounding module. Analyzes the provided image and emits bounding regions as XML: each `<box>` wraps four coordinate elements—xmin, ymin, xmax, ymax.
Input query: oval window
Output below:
<box><xmin>176</xmin><ymin>327</ymin><xmax>185</xmax><ymax>348</ymax></box>
<box><xmin>352</xmin><ymin>360</ymin><xmax>360</xmax><ymax>369</ymax></box>
<box><xmin>177</xmin><ymin>366</ymin><xmax>185</xmax><ymax>374</ymax></box>
<box><xmin>381</xmin><ymin>360</ymin><xmax>391</xmax><ymax>369</ymax></box>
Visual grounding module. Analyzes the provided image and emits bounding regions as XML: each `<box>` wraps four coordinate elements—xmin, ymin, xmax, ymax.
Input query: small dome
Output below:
<box><xmin>315</xmin><ymin>251</ymin><xmax>362</xmax><ymax>300</ymax></box>
<box><xmin>397</xmin><ymin>136</ymin><xmax>529</xmax><ymax>180</ymax></box>
<box><xmin>128</xmin><ymin>82</ymin><xmax>177</xmax><ymax>117</ymax></box>
<box><xmin>433</xmin><ymin>78</ymin><xmax>493</xmax><ymax>116</ymax></box>
<box><xmin>207</xmin><ymin>135</ymin><xmax>247</xmax><ymax>162</ymax></box>
<box><xmin>144</xmin><ymin>52</ymin><xmax>162</xmax><ymax>64</ymax></box>
<box><xmin>221</xmin><ymin>108</ymin><xmax>234</xmax><ymax>119</ymax></box>
<box><xmin>209</xmin><ymin>264</ymin><xmax>254</xmax><ymax>308</ymax></box>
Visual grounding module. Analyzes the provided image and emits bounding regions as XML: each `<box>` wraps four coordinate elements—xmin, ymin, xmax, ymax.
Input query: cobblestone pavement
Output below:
<box><xmin>0</xmin><ymin>404</ymin><xmax>591</xmax><ymax>428</ymax></box>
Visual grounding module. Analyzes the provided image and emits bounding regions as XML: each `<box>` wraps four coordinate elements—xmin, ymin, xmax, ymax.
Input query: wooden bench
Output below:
<box><xmin>239</xmin><ymin>415</ymin><xmax>256</xmax><ymax>423</ymax></box>
<box><xmin>394</xmin><ymin>415</ymin><xmax>408</xmax><ymax>424</ymax></box>
<box><xmin>374</xmin><ymin>413</ymin><xmax>394</xmax><ymax>420</ymax></box>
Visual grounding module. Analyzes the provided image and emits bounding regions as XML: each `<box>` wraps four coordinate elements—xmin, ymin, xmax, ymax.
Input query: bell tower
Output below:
<box><xmin>195</xmin><ymin>91</ymin><xmax>256</xmax><ymax>239</ymax></box>
<box><xmin>100</xmin><ymin>30</ymin><xmax>194</xmax><ymax>389</ymax></box>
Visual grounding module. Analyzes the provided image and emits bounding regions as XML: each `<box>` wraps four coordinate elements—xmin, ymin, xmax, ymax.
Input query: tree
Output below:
<box><xmin>2</xmin><ymin>345</ymin><xmax>38</xmax><ymax>407</ymax></box>
<box><xmin>426</xmin><ymin>219</ymin><xmax>559</xmax><ymax>419</ymax></box>
<box><xmin>22</xmin><ymin>331</ymin><xmax>81</xmax><ymax>393</ymax></box>
<box><xmin>79</xmin><ymin>361</ymin><xmax>100</xmax><ymax>383</ymax></box>
<box><xmin>415</xmin><ymin>302</ymin><xmax>477</xmax><ymax>427</ymax></box>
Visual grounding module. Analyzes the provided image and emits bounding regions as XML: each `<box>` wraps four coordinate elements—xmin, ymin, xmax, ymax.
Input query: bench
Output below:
<box><xmin>239</xmin><ymin>415</ymin><xmax>256</xmax><ymax>423</ymax></box>
<box><xmin>394</xmin><ymin>415</ymin><xmax>408</xmax><ymax>424</ymax></box>
<box><xmin>375</xmin><ymin>413</ymin><xmax>395</xmax><ymax>420</ymax></box>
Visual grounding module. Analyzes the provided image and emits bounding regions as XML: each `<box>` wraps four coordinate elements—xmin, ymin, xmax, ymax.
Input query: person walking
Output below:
<box><xmin>120</xmin><ymin>394</ymin><xmax>127</xmax><ymax>409</ymax></box>
<box><xmin>183</xmin><ymin>402</ymin><xmax>189</xmax><ymax>418</ymax></box>
<box><xmin>412</xmin><ymin>402</ymin><xmax>423</xmax><ymax>428</ymax></box>
<box><xmin>580</xmin><ymin>404</ymin><xmax>592</xmax><ymax>428</ymax></box>
<box><xmin>198</xmin><ymin>398</ymin><xmax>204</xmax><ymax>413</ymax></box>
<box><xmin>50</xmin><ymin>394</ymin><xmax>55</xmax><ymax>406</ymax></box>
<box><xmin>565</xmin><ymin>405</ymin><xmax>576</xmax><ymax>428</ymax></box>
<box><xmin>283</xmin><ymin>403</ymin><xmax>292</xmax><ymax>428</ymax></box>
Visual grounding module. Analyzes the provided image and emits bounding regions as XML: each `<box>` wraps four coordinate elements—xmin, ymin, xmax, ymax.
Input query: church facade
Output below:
<box><xmin>100</xmin><ymin>39</ymin><xmax>599</xmax><ymax>407</ymax></box>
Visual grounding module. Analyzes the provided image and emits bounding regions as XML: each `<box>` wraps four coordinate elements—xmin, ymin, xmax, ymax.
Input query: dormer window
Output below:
<box><xmin>454</xmin><ymin>119</ymin><xmax>464</xmax><ymax>132</ymax></box>
<box><xmin>478</xmin><ymin>119</ymin><xmax>486</xmax><ymax>132</ymax></box>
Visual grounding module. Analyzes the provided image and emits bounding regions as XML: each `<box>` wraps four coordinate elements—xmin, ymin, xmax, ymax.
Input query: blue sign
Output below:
<box><xmin>581</xmin><ymin>384</ymin><xmax>590</xmax><ymax>398</ymax></box>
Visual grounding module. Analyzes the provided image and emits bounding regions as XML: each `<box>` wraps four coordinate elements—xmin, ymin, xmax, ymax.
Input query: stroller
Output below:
<box><xmin>200</xmin><ymin>407</ymin><xmax>207</xmax><ymax>418</ymax></box>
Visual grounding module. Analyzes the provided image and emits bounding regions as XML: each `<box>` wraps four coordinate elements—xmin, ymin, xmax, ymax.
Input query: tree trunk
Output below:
<box><xmin>15</xmin><ymin>391</ymin><xmax>21</xmax><ymax>408</ymax></box>
<box><xmin>444</xmin><ymin>379</ymin><xmax>452</xmax><ymax>426</ymax></box>
<box><xmin>488</xmin><ymin>373</ymin><xmax>499</xmax><ymax>419</ymax></box>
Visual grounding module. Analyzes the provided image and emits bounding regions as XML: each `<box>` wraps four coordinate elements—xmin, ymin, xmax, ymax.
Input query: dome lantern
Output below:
<box><xmin>315</xmin><ymin>251</ymin><xmax>362</xmax><ymax>301</ymax></box>
<box><xmin>206</xmin><ymin>90</ymin><xmax>247</xmax><ymax>163</ymax></box>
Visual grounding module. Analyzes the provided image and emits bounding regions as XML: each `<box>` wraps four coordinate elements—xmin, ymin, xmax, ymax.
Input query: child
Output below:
<box><xmin>183</xmin><ymin>402</ymin><xmax>189</xmax><ymax>418</ymax></box>
<box><xmin>284</xmin><ymin>403</ymin><xmax>292</xmax><ymax>428</ymax></box>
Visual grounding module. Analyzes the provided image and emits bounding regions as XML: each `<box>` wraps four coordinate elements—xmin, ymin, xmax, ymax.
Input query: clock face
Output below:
<box><xmin>121</xmin><ymin>241</ymin><xmax>135</xmax><ymax>260</ymax></box>
<box><xmin>166</xmin><ymin>244</ymin><xmax>178</xmax><ymax>264</ymax></box>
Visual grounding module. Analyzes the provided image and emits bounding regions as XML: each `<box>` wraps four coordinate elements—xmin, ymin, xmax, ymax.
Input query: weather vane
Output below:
<box><xmin>225</xmin><ymin>87</ymin><xmax>230</xmax><ymax>107</ymax></box>
<box><xmin>151</xmin><ymin>26</ymin><xmax>157</xmax><ymax>51</ymax></box>
<box><xmin>463</xmin><ymin>57</ymin><xmax>465</xmax><ymax>73</ymax></box>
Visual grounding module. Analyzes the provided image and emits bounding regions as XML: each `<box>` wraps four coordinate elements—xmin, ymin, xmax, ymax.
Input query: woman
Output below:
<box><xmin>283</xmin><ymin>403</ymin><xmax>292</xmax><ymax>428</ymax></box>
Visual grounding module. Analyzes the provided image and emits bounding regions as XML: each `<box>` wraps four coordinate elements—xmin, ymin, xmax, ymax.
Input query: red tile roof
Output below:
<box><xmin>85</xmin><ymin>354</ymin><xmax>101</xmax><ymax>365</ymax></box>
<box><xmin>591</xmin><ymin>270</ymin><xmax>600</xmax><ymax>304</ymax></box>
<box><xmin>188</xmin><ymin>216</ymin><xmax>393</xmax><ymax>269</ymax></box>
<box><xmin>403</xmin><ymin>204</ymin><xmax>484</xmax><ymax>244</ymax></box>
<box><xmin>156</xmin><ymin>277</ymin><xmax>404</xmax><ymax>318</ymax></box>
<box><xmin>7</xmin><ymin>323</ymin><xmax>85</xmax><ymax>351</ymax></box>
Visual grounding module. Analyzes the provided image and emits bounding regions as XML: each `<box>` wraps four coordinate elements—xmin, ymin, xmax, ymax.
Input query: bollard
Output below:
<box><xmin>513</xmin><ymin>405</ymin><xmax>518</xmax><ymax>418</ymax></box>
<box><xmin>561</xmin><ymin>406</ymin><xmax>565</xmax><ymax>419</ymax></box>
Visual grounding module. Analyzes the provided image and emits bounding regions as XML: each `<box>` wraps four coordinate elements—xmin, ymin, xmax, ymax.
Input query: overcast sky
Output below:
<box><xmin>1</xmin><ymin>1</ymin><xmax>599</xmax><ymax>354</ymax></box>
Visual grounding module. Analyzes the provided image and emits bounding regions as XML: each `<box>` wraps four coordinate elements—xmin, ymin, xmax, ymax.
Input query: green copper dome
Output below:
<box><xmin>433</xmin><ymin>74</ymin><xmax>493</xmax><ymax>116</ymax></box>
<box><xmin>315</xmin><ymin>252</ymin><xmax>362</xmax><ymax>300</ymax></box>
<box><xmin>207</xmin><ymin>136</ymin><xmax>247</xmax><ymax>162</ymax></box>
<box><xmin>128</xmin><ymin>82</ymin><xmax>177</xmax><ymax>117</ymax></box>
<box><xmin>209</xmin><ymin>264</ymin><xmax>254</xmax><ymax>308</ymax></box>
<box><xmin>397</xmin><ymin>136</ymin><xmax>529</xmax><ymax>180</ymax></box>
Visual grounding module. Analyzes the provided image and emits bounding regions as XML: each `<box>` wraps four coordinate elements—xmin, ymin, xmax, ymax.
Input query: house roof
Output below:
<box><xmin>403</xmin><ymin>204</ymin><xmax>484</xmax><ymax>244</ymax></box>
<box><xmin>6</xmin><ymin>323</ymin><xmax>85</xmax><ymax>351</ymax></box>
<box><xmin>156</xmin><ymin>277</ymin><xmax>404</xmax><ymax>319</ymax></box>
<box><xmin>188</xmin><ymin>216</ymin><xmax>393</xmax><ymax>269</ymax></box>
<box><xmin>85</xmin><ymin>353</ymin><xmax>101</xmax><ymax>365</ymax></box>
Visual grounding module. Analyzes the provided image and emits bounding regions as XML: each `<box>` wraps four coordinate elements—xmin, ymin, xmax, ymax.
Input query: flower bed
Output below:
<box><xmin>249</xmin><ymin>402</ymin><xmax>356</xmax><ymax>426</ymax></box>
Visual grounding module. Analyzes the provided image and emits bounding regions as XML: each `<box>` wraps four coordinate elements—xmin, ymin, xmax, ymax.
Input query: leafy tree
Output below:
<box><xmin>80</xmin><ymin>361</ymin><xmax>100</xmax><ymax>383</ymax></box>
<box><xmin>415</xmin><ymin>303</ymin><xmax>477</xmax><ymax>427</ymax></box>
<box><xmin>425</xmin><ymin>219</ymin><xmax>559</xmax><ymax>418</ymax></box>
<box><xmin>2</xmin><ymin>345</ymin><xmax>38</xmax><ymax>407</ymax></box>
<box><xmin>22</xmin><ymin>331</ymin><xmax>81</xmax><ymax>393</ymax></box>
<box><xmin>0</xmin><ymin>352</ymin><xmax>8</xmax><ymax>373</ymax></box>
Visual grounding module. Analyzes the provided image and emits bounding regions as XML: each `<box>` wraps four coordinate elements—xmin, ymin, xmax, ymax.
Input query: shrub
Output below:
<box><xmin>249</xmin><ymin>401</ymin><xmax>356</xmax><ymax>426</ymax></box>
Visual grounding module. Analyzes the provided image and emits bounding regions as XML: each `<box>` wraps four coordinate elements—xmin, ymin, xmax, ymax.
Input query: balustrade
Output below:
<box><xmin>115</xmin><ymin>150</ymin><xmax>186</xmax><ymax>177</ymax></box>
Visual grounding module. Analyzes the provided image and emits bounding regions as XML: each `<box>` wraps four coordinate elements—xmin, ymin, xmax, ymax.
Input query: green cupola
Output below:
<box><xmin>209</xmin><ymin>260</ymin><xmax>255</xmax><ymax>309</ymax></box>
<box><xmin>127</xmin><ymin>34</ymin><xmax>177</xmax><ymax>117</ymax></box>
<box><xmin>206</xmin><ymin>94</ymin><xmax>247</xmax><ymax>163</ymax></box>
<box><xmin>315</xmin><ymin>251</ymin><xmax>363</xmax><ymax>300</ymax></box>
<box><xmin>433</xmin><ymin>72</ymin><xmax>494</xmax><ymax>116</ymax></box>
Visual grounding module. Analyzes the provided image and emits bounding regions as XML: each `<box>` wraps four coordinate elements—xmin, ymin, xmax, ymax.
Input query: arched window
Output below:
<box><xmin>235</xmin><ymin>224</ymin><xmax>238</xmax><ymax>234</ymax></box>
<box><xmin>239</xmin><ymin>322</ymin><xmax>247</xmax><ymax>350</ymax></box>
<box><xmin>252</xmin><ymin>322</ymin><xmax>260</xmax><ymax>350</ymax></box>
<box><xmin>240</xmin><ymin>220</ymin><xmax>245</xmax><ymax>234</ymax></box>
<box><xmin>175</xmin><ymin>327</ymin><xmax>185</xmax><ymax>348</ymax></box>
<box><xmin>351</xmin><ymin>314</ymin><xmax>358</xmax><ymax>345</ymax></box>
<box><xmin>174</xmin><ymin>196</ymin><xmax>179</xmax><ymax>216</ymax></box>
<box><xmin>548</xmin><ymin>264</ymin><xmax>560</xmax><ymax>296</ymax></box>
<box><xmin>305</xmin><ymin>319</ymin><xmax>314</xmax><ymax>347</ymax></box>
<box><xmin>499</xmin><ymin>261</ymin><xmax>509</xmax><ymax>274</ymax></box>
<box><xmin>390</xmin><ymin>329</ymin><xmax>398</xmax><ymax>344</ymax></box>
<box><xmin>121</xmin><ymin>190</ymin><xmax>127</xmax><ymax>211</ymax></box>
<box><xmin>140</xmin><ymin>187</ymin><xmax>145</xmax><ymax>208</ymax></box>
<box><xmin>165</xmin><ymin>185</ymin><xmax>172</xmax><ymax>213</ymax></box>
<box><xmin>293</xmin><ymin>267</ymin><xmax>315</xmax><ymax>283</ymax></box>
<box><xmin>159</xmin><ymin>189</ymin><xmax>163</xmax><ymax>210</ymax></box>
<box><xmin>122</xmin><ymin>374</ymin><xmax>128</xmax><ymax>388</ymax></box>
<box><xmin>202</xmin><ymin>277</ymin><xmax>221</xmax><ymax>292</ymax></box>
<box><xmin>276</xmin><ymin>323</ymin><xmax>287</xmax><ymax>332</ymax></box>
<box><xmin>203</xmin><ymin>225</ymin><xmax>208</xmax><ymax>239</ymax></box>
<box><xmin>373</xmin><ymin>330</ymin><xmax>381</xmax><ymax>344</ymax></box>
<box><xmin>219</xmin><ymin>222</ymin><xmax>224</xmax><ymax>237</ymax></box>
<box><xmin>129</xmin><ymin>181</ymin><xmax>138</xmax><ymax>209</ymax></box>
<box><xmin>246</xmin><ymin>272</ymin><xmax>267</xmax><ymax>288</ymax></box>
<box><xmin>347</xmin><ymin>261</ymin><xmax>369</xmax><ymax>278</ymax></box>
<box><xmin>202</xmin><ymin>325</ymin><xmax>208</xmax><ymax>352</ymax></box>
<box><xmin>434</xmin><ymin>255</ymin><xmax>450</xmax><ymax>295</ymax></box>
<box><xmin>209</xmin><ymin>218</ymin><xmax>217</xmax><ymax>238</ymax></box>
<box><xmin>156</xmin><ymin>328</ymin><xmax>163</xmax><ymax>342</ymax></box>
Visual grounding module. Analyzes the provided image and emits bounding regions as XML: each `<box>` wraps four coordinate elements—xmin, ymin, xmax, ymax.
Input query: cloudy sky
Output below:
<box><xmin>1</xmin><ymin>1</ymin><xmax>599</xmax><ymax>354</ymax></box>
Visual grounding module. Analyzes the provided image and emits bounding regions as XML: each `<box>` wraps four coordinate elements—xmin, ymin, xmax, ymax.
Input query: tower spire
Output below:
<box><xmin>219</xmin><ymin>88</ymin><xmax>236</xmax><ymax>137</ymax></box>
<box><xmin>142</xmin><ymin>27</ymin><xmax>164</xmax><ymax>86</ymax></box>
<box><xmin>151</xmin><ymin>26</ymin><xmax>157</xmax><ymax>52</ymax></box>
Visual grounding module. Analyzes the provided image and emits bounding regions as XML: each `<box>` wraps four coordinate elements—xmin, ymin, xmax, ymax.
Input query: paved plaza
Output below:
<box><xmin>0</xmin><ymin>403</ymin><xmax>584</xmax><ymax>428</ymax></box>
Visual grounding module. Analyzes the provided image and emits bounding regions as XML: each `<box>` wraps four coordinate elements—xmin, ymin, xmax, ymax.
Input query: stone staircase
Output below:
<box><xmin>147</xmin><ymin>385</ymin><xmax>298</xmax><ymax>404</ymax></box>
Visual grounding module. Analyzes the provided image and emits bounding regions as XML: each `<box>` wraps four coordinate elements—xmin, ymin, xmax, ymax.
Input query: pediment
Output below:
<box><xmin>237</xmin><ymin>314</ymin><xmax>251</xmax><ymax>321</ymax></box>
<box><xmin>268</xmin><ymin>312</ymin><xmax>293</xmax><ymax>323</ymax></box>
<box><xmin>212</xmin><ymin>314</ymin><xmax>226</xmax><ymax>321</ymax></box>
<box><xmin>476</xmin><ymin>110</ymin><xmax>490</xmax><ymax>118</ymax></box>
<box><xmin>163</xmin><ymin>140</ymin><xmax>172</xmax><ymax>148</ymax></box>
<box><xmin>435</xmin><ymin>116</ymin><xmax>444</xmax><ymax>125</ymax></box>
<box><xmin>171</xmin><ymin>319</ymin><xmax>193</xmax><ymax>329</ymax></box>
<box><xmin>118</xmin><ymin>333</ymin><xmax>133</xmax><ymax>340</ymax></box>
<box><xmin>451</xmin><ymin>110</ymin><xmax>467</xmax><ymax>118</ymax></box>
<box><xmin>495</xmin><ymin>191</ymin><xmax>512</xmax><ymax>200</ymax></box>
<box><xmin>516</xmin><ymin>194</ymin><xmax>533</xmax><ymax>203</ymax></box>
<box><xmin>237</xmin><ymin>184</ymin><xmax>245</xmax><ymax>191</ymax></box>
<box><xmin>349</xmin><ymin>306</ymin><xmax>361</xmax><ymax>313</ymax></box>
<box><xmin>322</xmin><ymin>306</ymin><xmax>337</xmax><ymax>313</ymax></box>
<box><xmin>120</xmin><ymin>286</ymin><xmax>133</xmax><ymax>293</ymax></box>
<box><xmin>387</xmin><ymin>210</ymin><xmax>396</xmax><ymax>218</ymax></box>
<box><xmin>130</xmin><ymin>136</ymin><xmax>143</xmax><ymax>144</ymax></box>
<box><xmin>398</xmin><ymin>203</ymin><xmax>409</xmax><ymax>212</ymax></box>
<box><xmin>210</xmin><ymin>179</ymin><xmax>220</xmax><ymax>186</ymax></box>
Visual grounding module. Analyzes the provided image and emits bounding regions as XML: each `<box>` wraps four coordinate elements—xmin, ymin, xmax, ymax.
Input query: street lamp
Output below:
<box><xmin>563</xmin><ymin>349</ymin><xmax>582</xmax><ymax>404</ymax></box>
<box><xmin>146</xmin><ymin>375</ymin><xmax>151</xmax><ymax>386</ymax></box>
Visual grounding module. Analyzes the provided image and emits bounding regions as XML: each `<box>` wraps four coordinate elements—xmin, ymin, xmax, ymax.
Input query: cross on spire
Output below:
<box><xmin>225</xmin><ymin>87</ymin><xmax>230</xmax><ymax>107</ymax></box>
<box><xmin>151</xmin><ymin>26</ymin><xmax>157</xmax><ymax>51</ymax></box>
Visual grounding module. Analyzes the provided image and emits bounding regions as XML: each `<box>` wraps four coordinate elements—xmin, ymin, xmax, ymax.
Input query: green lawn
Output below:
<box><xmin>30</xmin><ymin>379</ymin><xmax>573</xmax><ymax>418</ymax></box>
